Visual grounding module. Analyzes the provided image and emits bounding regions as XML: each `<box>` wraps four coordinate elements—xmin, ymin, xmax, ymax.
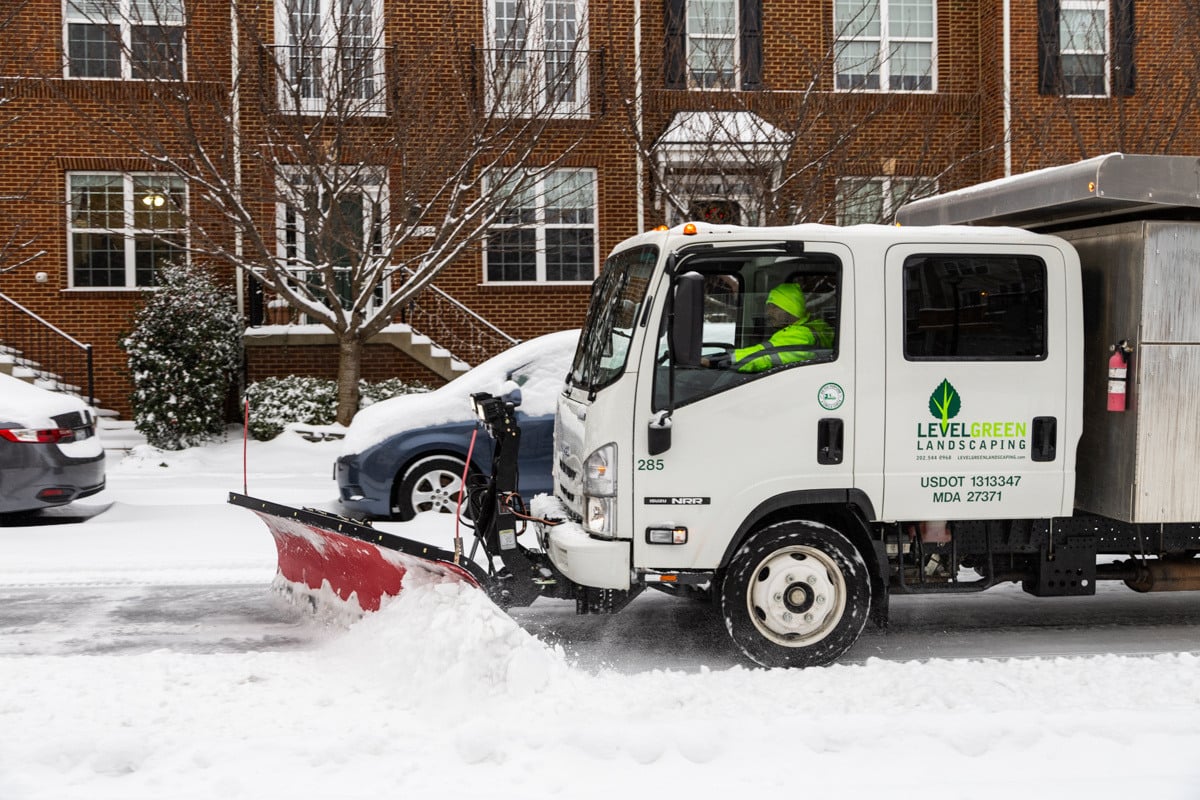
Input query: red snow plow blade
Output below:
<box><xmin>229</xmin><ymin>493</ymin><xmax>486</xmax><ymax>612</ymax></box>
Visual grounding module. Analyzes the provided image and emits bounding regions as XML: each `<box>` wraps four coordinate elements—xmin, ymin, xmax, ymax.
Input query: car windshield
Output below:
<box><xmin>568</xmin><ymin>244</ymin><xmax>658</xmax><ymax>392</ymax></box>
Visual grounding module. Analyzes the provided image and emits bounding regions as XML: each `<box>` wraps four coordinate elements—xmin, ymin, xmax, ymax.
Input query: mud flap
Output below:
<box><xmin>230</xmin><ymin>493</ymin><xmax>488</xmax><ymax>612</ymax></box>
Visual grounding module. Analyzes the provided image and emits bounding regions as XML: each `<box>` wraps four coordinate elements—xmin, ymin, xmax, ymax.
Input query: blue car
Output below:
<box><xmin>335</xmin><ymin>330</ymin><xmax>578</xmax><ymax>520</ymax></box>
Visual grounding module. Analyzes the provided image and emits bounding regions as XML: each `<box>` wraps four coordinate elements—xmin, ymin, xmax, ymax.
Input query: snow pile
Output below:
<box><xmin>0</xmin><ymin>372</ymin><xmax>93</xmax><ymax>424</ymax></box>
<box><xmin>332</xmin><ymin>581</ymin><xmax>569</xmax><ymax>700</ymax></box>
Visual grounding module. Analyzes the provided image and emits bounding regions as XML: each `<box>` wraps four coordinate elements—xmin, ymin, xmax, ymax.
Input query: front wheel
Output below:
<box><xmin>720</xmin><ymin>521</ymin><xmax>871</xmax><ymax>668</ymax></box>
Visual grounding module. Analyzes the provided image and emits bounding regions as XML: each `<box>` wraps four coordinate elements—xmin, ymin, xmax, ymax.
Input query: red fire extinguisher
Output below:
<box><xmin>1107</xmin><ymin>341</ymin><xmax>1131</xmax><ymax>412</ymax></box>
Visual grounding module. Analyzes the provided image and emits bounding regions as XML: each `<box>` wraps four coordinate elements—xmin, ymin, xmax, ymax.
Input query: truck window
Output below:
<box><xmin>569</xmin><ymin>244</ymin><xmax>658</xmax><ymax>392</ymax></box>
<box><xmin>654</xmin><ymin>254</ymin><xmax>841</xmax><ymax>410</ymax></box>
<box><xmin>903</xmin><ymin>254</ymin><xmax>1047</xmax><ymax>360</ymax></box>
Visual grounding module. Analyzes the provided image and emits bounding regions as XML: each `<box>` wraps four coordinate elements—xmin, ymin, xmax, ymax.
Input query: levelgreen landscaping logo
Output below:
<box><xmin>929</xmin><ymin>379</ymin><xmax>961</xmax><ymax>434</ymax></box>
<box><xmin>917</xmin><ymin>378</ymin><xmax>1028</xmax><ymax>456</ymax></box>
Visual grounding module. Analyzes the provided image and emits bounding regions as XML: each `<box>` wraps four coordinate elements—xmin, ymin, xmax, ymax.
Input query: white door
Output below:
<box><xmin>881</xmin><ymin>243</ymin><xmax>1071</xmax><ymax>521</ymax></box>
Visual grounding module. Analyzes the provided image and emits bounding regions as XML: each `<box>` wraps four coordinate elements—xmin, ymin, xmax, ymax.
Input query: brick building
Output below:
<box><xmin>0</xmin><ymin>0</ymin><xmax>1197</xmax><ymax>418</ymax></box>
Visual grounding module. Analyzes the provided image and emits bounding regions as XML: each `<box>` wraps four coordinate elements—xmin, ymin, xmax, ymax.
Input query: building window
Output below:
<box><xmin>485</xmin><ymin>169</ymin><xmax>596</xmax><ymax>283</ymax></box>
<box><xmin>686</xmin><ymin>0</ymin><xmax>737</xmax><ymax>89</ymax></box>
<box><xmin>836</xmin><ymin>176</ymin><xmax>936</xmax><ymax>224</ymax></box>
<box><xmin>68</xmin><ymin>172</ymin><xmax>187</xmax><ymax>288</ymax></box>
<box><xmin>486</xmin><ymin>0</ymin><xmax>589</xmax><ymax>115</ymax></box>
<box><xmin>1059</xmin><ymin>0</ymin><xmax>1108</xmax><ymax>95</ymax></box>
<box><xmin>274</xmin><ymin>0</ymin><xmax>385</xmax><ymax>114</ymax></box>
<box><xmin>65</xmin><ymin>0</ymin><xmax>185</xmax><ymax>80</ymax></box>
<box><xmin>903</xmin><ymin>254</ymin><xmax>1047</xmax><ymax>360</ymax></box>
<box><xmin>834</xmin><ymin>0</ymin><xmax>935</xmax><ymax>92</ymax></box>
<box><xmin>1038</xmin><ymin>0</ymin><xmax>1134</xmax><ymax>97</ymax></box>
<box><xmin>664</xmin><ymin>0</ymin><xmax>761</xmax><ymax>90</ymax></box>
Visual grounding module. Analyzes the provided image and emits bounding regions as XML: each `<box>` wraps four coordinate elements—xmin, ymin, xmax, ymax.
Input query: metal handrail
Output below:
<box><xmin>0</xmin><ymin>291</ymin><xmax>95</xmax><ymax>406</ymax></box>
<box><xmin>394</xmin><ymin>268</ymin><xmax>519</xmax><ymax>366</ymax></box>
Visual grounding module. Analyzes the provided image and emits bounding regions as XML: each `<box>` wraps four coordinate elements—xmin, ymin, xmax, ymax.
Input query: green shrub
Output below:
<box><xmin>120</xmin><ymin>263</ymin><xmax>242</xmax><ymax>450</ymax></box>
<box><xmin>358</xmin><ymin>377</ymin><xmax>430</xmax><ymax>407</ymax></box>
<box><xmin>244</xmin><ymin>375</ymin><xmax>430</xmax><ymax>440</ymax></box>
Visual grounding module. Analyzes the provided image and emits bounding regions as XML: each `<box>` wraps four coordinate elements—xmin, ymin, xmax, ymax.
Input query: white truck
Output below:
<box><xmin>535</xmin><ymin>153</ymin><xmax>1200</xmax><ymax>667</ymax></box>
<box><xmin>235</xmin><ymin>154</ymin><xmax>1200</xmax><ymax>668</ymax></box>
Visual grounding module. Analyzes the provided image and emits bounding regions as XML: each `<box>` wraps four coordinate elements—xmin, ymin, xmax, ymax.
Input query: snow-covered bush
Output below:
<box><xmin>244</xmin><ymin>376</ymin><xmax>429</xmax><ymax>440</ymax></box>
<box><xmin>358</xmin><ymin>377</ymin><xmax>429</xmax><ymax>407</ymax></box>
<box><xmin>243</xmin><ymin>376</ymin><xmax>338</xmax><ymax>440</ymax></box>
<box><xmin>120</xmin><ymin>263</ymin><xmax>242</xmax><ymax>450</ymax></box>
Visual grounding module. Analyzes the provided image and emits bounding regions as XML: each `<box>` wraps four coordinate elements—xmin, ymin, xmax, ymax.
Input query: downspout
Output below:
<box><xmin>1002</xmin><ymin>0</ymin><xmax>1012</xmax><ymax>176</ymax></box>
<box><xmin>231</xmin><ymin>2</ymin><xmax>246</xmax><ymax>315</ymax></box>
<box><xmin>634</xmin><ymin>0</ymin><xmax>645</xmax><ymax>232</ymax></box>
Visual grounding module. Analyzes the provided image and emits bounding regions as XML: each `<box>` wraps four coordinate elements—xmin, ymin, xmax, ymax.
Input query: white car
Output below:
<box><xmin>0</xmin><ymin>374</ymin><xmax>105</xmax><ymax>516</ymax></box>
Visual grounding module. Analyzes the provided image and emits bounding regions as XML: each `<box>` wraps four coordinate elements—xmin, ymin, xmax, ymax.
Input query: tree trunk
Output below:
<box><xmin>336</xmin><ymin>334</ymin><xmax>363</xmax><ymax>426</ymax></box>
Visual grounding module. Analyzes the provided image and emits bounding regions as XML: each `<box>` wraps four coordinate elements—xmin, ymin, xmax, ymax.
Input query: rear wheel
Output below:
<box><xmin>394</xmin><ymin>455</ymin><xmax>470</xmax><ymax>521</ymax></box>
<box><xmin>720</xmin><ymin>520</ymin><xmax>871</xmax><ymax>668</ymax></box>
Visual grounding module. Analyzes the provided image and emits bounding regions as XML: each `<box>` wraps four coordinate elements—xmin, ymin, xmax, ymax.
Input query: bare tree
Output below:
<box><xmin>56</xmin><ymin>0</ymin><xmax>598</xmax><ymax>423</ymax></box>
<box><xmin>604</xmin><ymin>0</ymin><xmax>987</xmax><ymax>229</ymax></box>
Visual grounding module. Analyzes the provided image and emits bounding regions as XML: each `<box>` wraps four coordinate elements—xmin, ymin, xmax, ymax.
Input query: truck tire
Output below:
<box><xmin>720</xmin><ymin>520</ymin><xmax>871</xmax><ymax>668</ymax></box>
<box><xmin>394</xmin><ymin>455</ymin><xmax>469</xmax><ymax>521</ymax></box>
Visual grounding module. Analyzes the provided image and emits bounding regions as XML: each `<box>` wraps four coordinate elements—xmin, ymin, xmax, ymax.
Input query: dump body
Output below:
<box><xmin>1067</xmin><ymin>221</ymin><xmax>1200</xmax><ymax>522</ymax></box>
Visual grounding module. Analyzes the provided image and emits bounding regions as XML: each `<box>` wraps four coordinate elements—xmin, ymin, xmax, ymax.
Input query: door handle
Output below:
<box><xmin>818</xmin><ymin>418</ymin><xmax>843</xmax><ymax>465</ymax></box>
<box><xmin>1031</xmin><ymin>416</ymin><xmax>1057</xmax><ymax>462</ymax></box>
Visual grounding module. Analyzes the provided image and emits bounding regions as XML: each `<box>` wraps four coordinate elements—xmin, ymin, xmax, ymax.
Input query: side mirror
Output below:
<box><xmin>648</xmin><ymin>411</ymin><xmax>672</xmax><ymax>455</ymax></box>
<box><xmin>670</xmin><ymin>271</ymin><xmax>703</xmax><ymax>367</ymax></box>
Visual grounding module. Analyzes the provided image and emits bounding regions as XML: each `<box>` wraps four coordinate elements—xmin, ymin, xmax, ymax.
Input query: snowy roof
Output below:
<box><xmin>654</xmin><ymin>111</ymin><xmax>792</xmax><ymax>166</ymax></box>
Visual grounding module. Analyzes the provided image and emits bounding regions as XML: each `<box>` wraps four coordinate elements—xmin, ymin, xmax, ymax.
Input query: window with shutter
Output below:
<box><xmin>1037</xmin><ymin>0</ymin><xmax>1134</xmax><ymax>97</ymax></box>
<box><xmin>663</xmin><ymin>0</ymin><xmax>762</xmax><ymax>90</ymax></box>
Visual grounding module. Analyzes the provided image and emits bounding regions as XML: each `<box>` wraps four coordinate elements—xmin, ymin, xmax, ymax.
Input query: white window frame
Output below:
<box><xmin>484</xmin><ymin>0</ymin><xmax>590</xmax><ymax>117</ymax></box>
<box><xmin>836</xmin><ymin>175</ymin><xmax>936</xmax><ymax>225</ymax></box>
<box><xmin>273</xmin><ymin>0</ymin><xmax>386</xmax><ymax>115</ymax></box>
<box><xmin>67</xmin><ymin>171</ymin><xmax>188</xmax><ymax>290</ymax></box>
<box><xmin>483</xmin><ymin>168</ymin><xmax>597</xmax><ymax>284</ymax></box>
<box><xmin>274</xmin><ymin>166</ymin><xmax>390</xmax><ymax>319</ymax></box>
<box><xmin>686</xmin><ymin>0</ymin><xmax>739</xmax><ymax>90</ymax></box>
<box><xmin>63</xmin><ymin>0</ymin><xmax>186</xmax><ymax>80</ymax></box>
<box><xmin>834</xmin><ymin>0</ymin><xmax>936</xmax><ymax>93</ymax></box>
<box><xmin>1059</xmin><ymin>0</ymin><xmax>1110</xmax><ymax>97</ymax></box>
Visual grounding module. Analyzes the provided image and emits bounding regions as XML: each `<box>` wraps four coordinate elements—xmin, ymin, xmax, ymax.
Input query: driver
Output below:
<box><xmin>703</xmin><ymin>282</ymin><xmax>833</xmax><ymax>373</ymax></box>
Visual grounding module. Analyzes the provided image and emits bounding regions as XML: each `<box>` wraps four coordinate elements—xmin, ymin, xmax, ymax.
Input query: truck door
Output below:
<box><xmin>881</xmin><ymin>243</ymin><xmax>1071</xmax><ymax>521</ymax></box>
<box><xmin>630</xmin><ymin>242</ymin><xmax>856</xmax><ymax>571</ymax></box>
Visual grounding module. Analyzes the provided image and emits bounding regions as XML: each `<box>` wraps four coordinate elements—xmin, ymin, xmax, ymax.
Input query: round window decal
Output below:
<box><xmin>818</xmin><ymin>382</ymin><xmax>845</xmax><ymax>411</ymax></box>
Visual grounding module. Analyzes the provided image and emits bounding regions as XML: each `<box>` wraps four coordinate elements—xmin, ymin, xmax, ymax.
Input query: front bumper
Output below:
<box><xmin>531</xmin><ymin>494</ymin><xmax>631</xmax><ymax>590</ymax></box>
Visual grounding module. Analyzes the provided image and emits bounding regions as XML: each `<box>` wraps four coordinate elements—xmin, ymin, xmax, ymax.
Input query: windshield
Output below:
<box><xmin>568</xmin><ymin>244</ymin><xmax>658</xmax><ymax>392</ymax></box>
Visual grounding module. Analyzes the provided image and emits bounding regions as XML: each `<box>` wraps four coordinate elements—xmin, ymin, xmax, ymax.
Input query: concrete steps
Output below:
<box><xmin>243</xmin><ymin>323</ymin><xmax>470</xmax><ymax>382</ymax></box>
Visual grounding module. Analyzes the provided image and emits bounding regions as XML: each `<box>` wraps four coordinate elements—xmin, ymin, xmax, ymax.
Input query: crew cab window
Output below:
<box><xmin>903</xmin><ymin>254</ymin><xmax>1047</xmax><ymax>360</ymax></box>
<box><xmin>654</xmin><ymin>251</ymin><xmax>841</xmax><ymax>410</ymax></box>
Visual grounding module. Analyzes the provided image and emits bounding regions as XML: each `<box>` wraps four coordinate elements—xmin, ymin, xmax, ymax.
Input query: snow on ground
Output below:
<box><xmin>1</xmin><ymin>429</ymin><xmax>1198</xmax><ymax>799</ymax></box>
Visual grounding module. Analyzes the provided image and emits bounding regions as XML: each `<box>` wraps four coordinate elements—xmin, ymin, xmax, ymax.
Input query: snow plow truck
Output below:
<box><xmin>232</xmin><ymin>153</ymin><xmax>1200</xmax><ymax>668</ymax></box>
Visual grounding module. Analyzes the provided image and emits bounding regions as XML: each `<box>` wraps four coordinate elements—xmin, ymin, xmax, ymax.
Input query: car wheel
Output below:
<box><xmin>394</xmin><ymin>455</ymin><xmax>470</xmax><ymax>521</ymax></box>
<box><xmin>720</xmin><ymin>520</ymin><xmax>871</xmax><ymax>668</ymax></box>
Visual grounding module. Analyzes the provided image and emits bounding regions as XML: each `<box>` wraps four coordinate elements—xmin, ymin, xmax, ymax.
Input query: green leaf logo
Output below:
<box><xmin>929</xmin><ymin>379</ymin><xmax>962</xmax><ymax>434</ymax></box>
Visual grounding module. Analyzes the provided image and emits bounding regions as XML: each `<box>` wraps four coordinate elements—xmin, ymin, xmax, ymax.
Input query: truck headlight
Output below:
<box><xmin>583</xmin><ymin>443</ymin><xmax>616</xmax><ymax>496</ymax></box>
<box><xmin>583</xmin><ymin>443</ymin><xmax>616</xmax><ymax>536</ymax></box>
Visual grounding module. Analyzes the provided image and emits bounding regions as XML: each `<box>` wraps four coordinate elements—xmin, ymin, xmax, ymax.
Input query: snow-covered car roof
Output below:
<box><xmin>0</xmin><ymin>373</ymin><xmax>93</xmax><ymax>427</ymax></box>
<box><xmin>341</xmin><ymin>329</ymin><xmax>579</xmax><ymax>456</ymax></box>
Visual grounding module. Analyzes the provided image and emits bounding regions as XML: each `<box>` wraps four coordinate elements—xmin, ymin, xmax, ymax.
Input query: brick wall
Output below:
<box><xmin>2</xmin><ymin>0</ymin><xmax>1199</xmax><ymax>419</ymax></box>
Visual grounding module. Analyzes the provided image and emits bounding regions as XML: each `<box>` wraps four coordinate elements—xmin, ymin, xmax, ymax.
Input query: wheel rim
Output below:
<box><xmin>745</xmin><ymin>545</ymin><xmax>847</xmax><ymax>647</ymax></box>
<box><xmin>410</xmin><ymin>467</ymin><xmax>464</xmax><ymax>514</ymax></box>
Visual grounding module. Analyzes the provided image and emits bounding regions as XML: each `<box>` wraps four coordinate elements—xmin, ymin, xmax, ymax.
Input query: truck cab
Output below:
<box><xmin>541</xmin><ymin>222</ymin><xmax>1083</xmax><ymax>666</ymax></box>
